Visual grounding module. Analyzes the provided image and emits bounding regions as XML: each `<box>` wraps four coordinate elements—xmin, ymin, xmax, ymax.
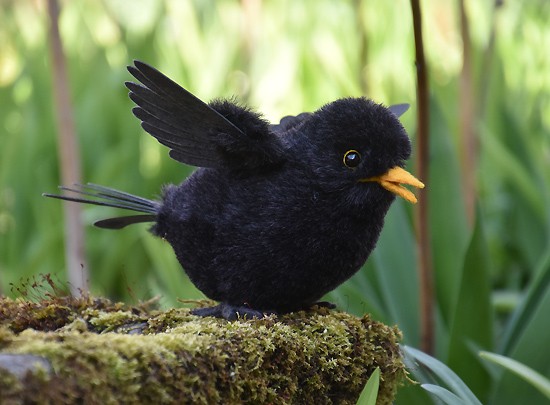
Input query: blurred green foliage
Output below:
<box><xmin>1</xmin><ymin>1</ymin><xmax>549</xmax><ymax>404</ymax></box>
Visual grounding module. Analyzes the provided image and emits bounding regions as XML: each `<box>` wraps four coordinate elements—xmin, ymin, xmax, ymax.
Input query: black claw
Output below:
<box><xmin>191</xmin><ymin>303</ymin><xmax>277</xmax><ymax>321</ymax></box>
<box><xmin>313</xmin><ymin>301</ymin><xmax>337</xmax><ymax>310</ymax></box>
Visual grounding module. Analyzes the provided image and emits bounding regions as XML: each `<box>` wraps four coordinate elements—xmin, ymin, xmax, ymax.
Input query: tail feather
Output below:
<box><xmin>79</xmin><ymin>183</ymin><xmax>158</xmax><ymax>211</ymax></box>
<box><xmin>43</xmin><ymin>183</ymin><xmax>159</xmax><ymax>229</ymax></box>
<box><xmin>94</xmin><ymin>215</ymin><xmax>157</xmax><ymax>229</ymax></box>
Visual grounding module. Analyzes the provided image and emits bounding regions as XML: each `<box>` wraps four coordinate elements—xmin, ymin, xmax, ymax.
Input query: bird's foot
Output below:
<box><xmin>191</xmin><ymin>303</ymin><xmax>277</xmax><ymax>321</ymax></box>
<box><xmin>311</xmin><ymin>301</ymin><xmax>337</xmax><ymax>310</ymax></box>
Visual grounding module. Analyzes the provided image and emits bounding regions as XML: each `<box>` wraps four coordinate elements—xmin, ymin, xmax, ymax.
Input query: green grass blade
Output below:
<box><xmin>356</xmin><ymin>367</ymin><xmax>380</xmax><ymax>405</ymax></box>
<box><xmin>480</xmin><ymin>351</ymin><xmax>550</xmax><ymax>400</ymax></box>
<box><xmin>420</xmin><ymin>384</ymin><xmax>468</xmax><ymax>405</ymax></box>
<box><xmin>447</xmin><ymin>207</ymin><xmax>493</xmax><ymax>400</ymax></box>
<box><xmin>370</xmin><ymin>200</ymin><xmax>420</xmax><ymax>346</ymax></box>
<box><xmin>479</xmin><ymin>123</ymin><xmax>546</xmax><ymax>220</ymax></box>
<box><xmin>502</xmin><ymin>247</ymin><xmax>550</xmax><ymax>355</ymax></box>
<box><xmin>403</xmin><ymin>346</ymin><xmax>483</xmax><ymax>405</ymax></box>
<box><xmin>493</xmin><ymin>245</ymin><xmax>550</xmax><ymax>403</ymax></box>
<box><xmin>428</xmin><ymin>98</ymin><xmax>470</xmax><ymax>325</ymax></box>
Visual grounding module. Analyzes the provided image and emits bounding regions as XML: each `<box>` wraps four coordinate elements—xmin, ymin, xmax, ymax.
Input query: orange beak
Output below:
<box><xmin>360</xmin><ymin>166</ymin><xmax>425</xmax><ymax>204</ymax></box>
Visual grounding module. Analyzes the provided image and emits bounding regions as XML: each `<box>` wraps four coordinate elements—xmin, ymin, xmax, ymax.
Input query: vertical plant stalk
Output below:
<box><xmin>459</xmin><ymin>0</ymin><xmax>476</xmax><ymax>227</ymax></box>
<box><xmin>47</xmin><ymin>0</ymin><xmax>89</xmax><ymax>293</ymax></box>
<box><xmin>410</xmin><ymin>0</ymin><xmax>434</xmax><ymax>354</ymax></box>
<box><xmin>478</xmin><ymin>0</ymin><xmax>504</xmax><ymax>119</ymax></box>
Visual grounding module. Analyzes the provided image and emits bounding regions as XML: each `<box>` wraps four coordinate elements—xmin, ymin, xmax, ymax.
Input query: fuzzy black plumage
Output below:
<box><xmin>44</xmin><ymin>60</ymin><xmax>424</xmax><ymax>320</ymax></box>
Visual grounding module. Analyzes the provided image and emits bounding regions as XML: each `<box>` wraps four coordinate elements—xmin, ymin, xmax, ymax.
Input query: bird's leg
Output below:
<box><xmin>191</xmin><ymin>303</ymin><xmax>277</xmax><ymax>321</ymax></box>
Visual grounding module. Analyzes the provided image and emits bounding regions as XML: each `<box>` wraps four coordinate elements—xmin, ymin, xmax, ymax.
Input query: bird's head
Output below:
<box><xmin>288</xmin><ymin>97</ymin><xmax>424</xmax><ymax>204</ymax></box>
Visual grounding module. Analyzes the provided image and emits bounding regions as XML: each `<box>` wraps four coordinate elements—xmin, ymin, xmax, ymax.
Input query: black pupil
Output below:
<box><xmin>345</xmin><ymin>152</ymin><xmax>360</xmax><ymax>167</ymax></box>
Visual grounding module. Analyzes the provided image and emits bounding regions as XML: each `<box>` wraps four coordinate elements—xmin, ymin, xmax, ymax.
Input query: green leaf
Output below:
<box><xmin>420</xmin><ymin>384</ymin><xmax>468</xmax><ymax>405</ymax></box>
<box><xmin>356</xmin><ymin>367</ymin><xmax>380</xmax><ymax>405</ymax></box>
<box><xmin>502</xmin><ymin>247</ymin><xmax>550</xmax><ymax>355</ymax></box>
<box><xmin>479</xmin><ymin>119</ymin><xmax>546</xmax><ymax>221</ymax></box>
<box><xmin>479</xmin><ymin>122</ymin><xmax>548</xmax><ymax>269</ymax></box>
<box><xmin>403</xmin><ymin>346</ymin><xmax>483</xmax><ymax>405</ymax></box>
<box><xmin>447</xmin><ymin>207</ymin><xmax>494</xmax><ymax>401</ymax></box>
<box><xmin>371</xmin><ymin>200</ymin><xmax>420</xmax><ymax>346</ymax></box>
<box><xmin>492</xmin><ymin>265</ymin><xmax>550</xmax><ymax>404</ymax></box>
<box><xmin>428</xmin><ymin>97</ymin><xmax>470</xmax><ymax>325</ymax></box>
<box><xmin>494</xmin><ymin>224</ymin><xmax>550</xmax><ymax>404</ymax></box>
<box><xmin>480</xmin><ymin>351</ymin><xmax>550</xmax><ymax>400</ymax></box>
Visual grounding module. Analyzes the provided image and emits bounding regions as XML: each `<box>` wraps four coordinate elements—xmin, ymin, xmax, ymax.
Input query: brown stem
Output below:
<box><xmin>47</xmin><ymin>0</ymin><xmax>89</xmax><ymax>294</ymax></box>
<box><xmin>410</xmin><ymin>0</ymin><xmax>434</xmax><ymax>355</ymax></box>
<box><xmin>459</xmin><ymin>0</ymin><xmax>476</xmax><ymax>227</ymax></box>
<box><xmin>478</xmin><ymin>0</ymin><xmax>504</xmax><ymax>119</ymax></box>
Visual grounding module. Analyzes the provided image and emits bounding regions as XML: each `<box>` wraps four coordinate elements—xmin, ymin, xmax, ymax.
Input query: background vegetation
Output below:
<box><xmin>1</xmin><ymin>0</ymin><xmax>549</xmax><ymax>403</ymax></box>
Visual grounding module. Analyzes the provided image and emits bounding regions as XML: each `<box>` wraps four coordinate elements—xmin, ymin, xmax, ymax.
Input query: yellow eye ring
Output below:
<box><xmin>343</xmin><ymin>150</ymin><xmax>361</xmax><ymax>169</ymax></box>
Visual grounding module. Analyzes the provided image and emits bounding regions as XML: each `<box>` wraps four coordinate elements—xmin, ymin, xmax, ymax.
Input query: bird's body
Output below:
<box><xmin>45</xmin><ymin>60</ymin><xmax>424</xmax><ymax>320</ymax></box>
<box><xmin>154</xmin><ymin>162</ymin><xmax>389</xmax><ymax>314</ymax></box>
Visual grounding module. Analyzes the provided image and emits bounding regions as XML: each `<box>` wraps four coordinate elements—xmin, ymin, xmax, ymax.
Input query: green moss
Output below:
<box><xmin>0</xmin><ymin>295</ymin><xmax>405</xmax><ymax>404</ymax></box>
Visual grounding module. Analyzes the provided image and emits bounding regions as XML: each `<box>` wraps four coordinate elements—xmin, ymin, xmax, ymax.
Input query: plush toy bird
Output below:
<box><xmin>44</xmin><ymin>60</ymin><xmax>424</xmax><ymax>320</ymax></box>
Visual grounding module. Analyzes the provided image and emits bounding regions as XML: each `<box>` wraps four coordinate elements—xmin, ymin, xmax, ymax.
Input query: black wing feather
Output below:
<box><xmin>271</xmin><ymin>112</ymin><xmax>313</xmax><ymax>133</ymax></box>
<box><xmin>127</xmin><ymin>60</ymin><xmax>287</xmax><ymax>171</ymax></box>
<box><xmin>127</xmin><ymin>82</ymin><xmax>221</xmax><ymax>146</ymax></box>
<box><xmin>127</xmin><ymin>61</ymin><xmax>245</xmax><ymax>168</ymax></box>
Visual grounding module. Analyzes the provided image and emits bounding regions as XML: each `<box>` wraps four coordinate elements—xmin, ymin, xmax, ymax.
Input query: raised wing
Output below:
<box><xmin>126</xmin><ymin>60</ymin><xmax>284</xmax><ymax>171</ymax></box>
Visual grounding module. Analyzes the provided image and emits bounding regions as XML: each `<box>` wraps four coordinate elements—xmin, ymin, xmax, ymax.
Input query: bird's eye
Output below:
<box><xmin>343</xmin><ymin>150</ymin><xmax>361</xmax><ymax>169</ymax></box>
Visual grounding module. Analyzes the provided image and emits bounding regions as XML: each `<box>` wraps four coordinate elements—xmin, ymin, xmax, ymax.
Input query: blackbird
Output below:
<box><xmin>44</xmin><ymin>60</ymin><xmax>424</xmax><ymax>320</ymax></box>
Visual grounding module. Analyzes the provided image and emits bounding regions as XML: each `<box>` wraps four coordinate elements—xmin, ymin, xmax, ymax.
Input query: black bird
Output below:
<box><xmin>44</xmin><ymin>60</ymin><xmax>424</xmax><ymax>320</ymax></box>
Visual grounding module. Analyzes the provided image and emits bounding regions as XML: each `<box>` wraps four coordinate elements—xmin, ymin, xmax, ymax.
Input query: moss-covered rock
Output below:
<box><xmin>0</xmin><ymin>294</ymin><xmax>405</xmax><ymax>404</ymax></box>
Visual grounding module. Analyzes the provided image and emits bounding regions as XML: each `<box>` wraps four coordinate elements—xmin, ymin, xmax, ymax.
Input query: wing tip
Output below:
<box><xmin>131</xmin><ymin>106</ymin><xmax>143</xmax><ymax>117</ymax></box>
<box><xmin>388</xmin><ymin>103</ymin><xmax>410</xmax><ymax>118</ymax></box>
<box><xmin>127</xmin><ymin>62</ymin><xmax>140</xmax><ymax>74</ymax></box>
<box><xmin>133</xmin><ymin>60</ymin><xmax>157</xmax><ymax>76</ymax></box>
<box><xmin>124</xmin><ymin>80</ymin><xmax>134</xmax><ymax>91</ymax></box>
<box><xmin>132</xmin><ymin>59</ymin><xmax>146</xmax><ymax>69</ymax></box>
